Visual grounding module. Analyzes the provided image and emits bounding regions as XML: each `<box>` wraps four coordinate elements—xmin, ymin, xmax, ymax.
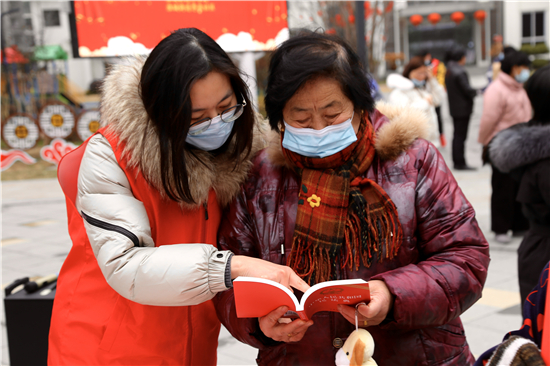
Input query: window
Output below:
<box><xmin>522</xmin><ymin>11</ymin><xmax>546</xmax><ymax>45</ymax></box>
<box><xmin>43</xmin><ymin>10</ymin><xmax>60</xmax><ymax>27</ymax></box>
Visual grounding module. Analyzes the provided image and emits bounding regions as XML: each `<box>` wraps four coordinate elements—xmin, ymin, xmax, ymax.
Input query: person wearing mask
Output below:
<box><xmin>386</xmin><ymin>56</ymin><xmax>444</xmax><ymax>147</ymax></box>
<box><xmin>445</xmin><ymin>46</ymin><xmax>478</xmax><ymax>171</ymax></box>
<box><xmin>417</xmin><ymin>49</ymin><xmax>447</xmax><ymax>146</ymax></box>
<box><xmin>478</xmin><ymin>50</ymin><xmax>532</xmax><ymax>244</ymax></box>
<box><xmin>215</xmin><ymin>31</ymin><xmax>489</xmax><ymax>366</ymax></box>
<box><xmin>487</xmin><ymin>65</ymin><xmax>550</xmax><ymax>302</ymax></box>
<box><xmin>48</xmin><ymin>28</ymin><xmax>308</xmax><ymax>366</ymax></box>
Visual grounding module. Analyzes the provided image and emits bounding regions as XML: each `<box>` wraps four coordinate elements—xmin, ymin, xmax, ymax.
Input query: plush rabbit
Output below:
<box><xmin>335</xmin><ymin>329</ymin><xmax>377</xmax><ymax>366</ymax></box>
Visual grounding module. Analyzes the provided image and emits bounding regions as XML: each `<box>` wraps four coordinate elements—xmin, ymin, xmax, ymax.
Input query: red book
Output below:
<box><xmin>233</xmin><ymin>277</ymin><xmax>370</xmax><ymax>321</ymax></box>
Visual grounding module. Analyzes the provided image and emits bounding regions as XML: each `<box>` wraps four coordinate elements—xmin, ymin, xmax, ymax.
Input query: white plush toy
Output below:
<box><xmin>335</xmin><ymin>329</ymin><xmax>377</xmax><ymax>366</ymax></box>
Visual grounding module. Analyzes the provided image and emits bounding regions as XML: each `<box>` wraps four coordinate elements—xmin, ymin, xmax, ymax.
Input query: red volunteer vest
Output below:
<box><xmin>48</xmin><ymin>128</ymin><xmax>222</xmax><ymax>365</ymax></box>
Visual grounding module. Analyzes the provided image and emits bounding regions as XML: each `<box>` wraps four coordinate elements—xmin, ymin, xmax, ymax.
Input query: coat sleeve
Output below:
<box><xmin>372</xmin><ymin>140</ymin><xmax>490</xmax><ymax>329</ymax></box>
<box><xmin>478</xmin><ymin>85</ymin><xmax>504</xmax><ymax>145</ymax></box>
<box><xmin>214</xmin><ymin>188</ymin><xmax>278</xmax><ymax>349</ymax></box>
<box><xmin>76</xmin><ymin>134</ymin><xmax>232</xmax><ymax>306</ymax></box>
<box><xmin>456</xmin><ymin>71</ymin><xmax>477</xmax><ymax>100</ymax></box>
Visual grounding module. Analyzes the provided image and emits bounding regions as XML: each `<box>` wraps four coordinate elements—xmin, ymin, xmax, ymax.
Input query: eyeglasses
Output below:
<box><xmin>188</xmin><ymin>96</ymin><xmax>247</xmax><ymax>136</ymax></box>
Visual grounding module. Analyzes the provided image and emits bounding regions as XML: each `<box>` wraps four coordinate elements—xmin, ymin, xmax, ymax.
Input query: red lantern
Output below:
<box><xmin>450</xmin><ymin>11</ymin><xmax>465</xmax><ymax>25</ymax></box>
<box><xmin>348</xmin><ymin>15</ymin><xmax>355</xmax><ymax>24</ymax></box>
<box><xmin>376</xmin><ymin>8</ymin><xmax>382</xmax><ymax>16</ymax></box>
<box><xmin>427</xmin><ymin>13</ymin><xmax>441</xmax><ymax>25</ymax></box>
<box><xmin>409</xmin><ymin>14</ymin><xmax>423</xmax><ymax>27</ymax></box>
<box><xmin>317</xmin><ymin>10</ymin><xmax>323</xmax><ymax>17</ymax></box>
<box><xmin>326</xmin><ymin>28</ymin><xmax>336</xmax><ymax>35</ymax></box>
<box><xmin>474</xmin><ymin>10</ymin><xmax>486</xmax><ymax>23</ymax></box>
<box><xmin>385</xmin><ymin>1</ymin><xmax>394</xmax><ymax>13</ymax></box>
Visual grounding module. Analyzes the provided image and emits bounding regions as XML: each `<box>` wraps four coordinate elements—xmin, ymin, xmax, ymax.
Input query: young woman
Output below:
<box><xmin>479</xmin><ymin>50</ymin><xmax>532</xmax><ymax>243</ymax></box>
<box><xmin>48</xmin><ymin>28</ymin><xmax>307</xmax><ymax>365</ymax></box>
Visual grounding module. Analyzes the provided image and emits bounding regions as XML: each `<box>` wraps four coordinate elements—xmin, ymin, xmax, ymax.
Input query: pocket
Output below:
<box><xmin>420</xmin><ymin>323</ymin><xmax>469</xmax><ymax>365</ymax></box>
<box><xmin>99</xmin><ymin>296</ymin><xmax>129</xmax><ymax>352</ymax></box>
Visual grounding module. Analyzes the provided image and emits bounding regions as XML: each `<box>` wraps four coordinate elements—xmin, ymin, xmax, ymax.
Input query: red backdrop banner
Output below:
<box><xmin>74</xmin><ymin>1</ymin><xmax>289</xmax><ymax>56</ymax></box>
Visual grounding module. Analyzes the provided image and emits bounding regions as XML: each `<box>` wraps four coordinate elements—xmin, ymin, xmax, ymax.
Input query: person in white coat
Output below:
<box><xmin>386</xmin><ymin>56</ymin><xmax>445</xmax><ymax>147</ymax></box>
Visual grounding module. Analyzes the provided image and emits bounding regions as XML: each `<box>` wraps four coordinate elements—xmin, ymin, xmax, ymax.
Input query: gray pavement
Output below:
<box><xmin>1</xmin><ymin>70</ymin><xmax>525</xmax><ymax>365</ymax></box>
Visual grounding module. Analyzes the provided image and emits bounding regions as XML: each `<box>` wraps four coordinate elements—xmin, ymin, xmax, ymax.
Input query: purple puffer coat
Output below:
<box><xmin>215</xmin><ymin>106</ymin><xmax>490</xmax><ymax>366</ymax></box>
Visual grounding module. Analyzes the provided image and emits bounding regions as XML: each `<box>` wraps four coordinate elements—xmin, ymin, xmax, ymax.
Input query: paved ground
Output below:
<box><xmin>1</xmin><ymin>69</ymin><xmax>526</xmax><ymax>365</ymax></box>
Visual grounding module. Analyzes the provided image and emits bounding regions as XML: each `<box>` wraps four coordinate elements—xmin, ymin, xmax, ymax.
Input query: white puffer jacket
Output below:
<box><xmin>386</xmin><ymin>73</ymin><xmax>444</xmax><ymax>147</ymax></box>
<box><xmin>75</xmin><ymin>57</ymin><xmax>267</xmax><ymax>306</ymax></box>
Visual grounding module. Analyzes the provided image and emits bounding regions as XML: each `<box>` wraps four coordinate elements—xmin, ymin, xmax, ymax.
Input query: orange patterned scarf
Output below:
<box><xmin>283</xmin><ymin>114</ymin><xmax>403</xmax><ymax>285</ymax></box>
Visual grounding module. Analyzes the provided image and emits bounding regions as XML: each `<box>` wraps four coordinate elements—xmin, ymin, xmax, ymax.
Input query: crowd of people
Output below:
<box><xmin>47</xmin><ymin>27</ymin><xmax>548</xmax><ymax>365</ymax></box>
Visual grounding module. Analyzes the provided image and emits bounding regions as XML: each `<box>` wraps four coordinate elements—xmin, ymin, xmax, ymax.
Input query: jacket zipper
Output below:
<box><xmin>81</xmin><ymin>211</ymin><xmax>140</xmax><ymax>247</ymax></box>
<box><xmin>203</xmin><ymin>201</ymin><xmax>209</xmax><ymax>220</ymax></box>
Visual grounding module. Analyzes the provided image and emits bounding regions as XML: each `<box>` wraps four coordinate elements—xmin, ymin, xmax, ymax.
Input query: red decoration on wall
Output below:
<box><xmin>385</xmin><ymin>1</ymin><xmax>393</xmax><ymax>13</ymax></box>
<box><xmin>427</xmin><ymin>13</ymin><xmax>441</xmax><ymax>25</ymax></box>
<box><xmin>317</xmin><ymin>10</ymin><xmax>323</xmax><ymax>17</ymax></box>
<box><xmin>409</xmin><ymin>14</ymin><xmax>423</xmax><ymax>27</ymax></box>
<box><xmin>40</xmin><ymin>138</ymin><xmax>77</xmax><ymax>166</ymax></box>
<box><xmin>348</xmin><ymin>15</ymin><xmax>355</xmax><ymax>24</ymax></box>
<box><xmin>1</xmin><ymin>150</ymin><xmax>36</xmax><ymax>171</ymax></box>
<box><xmin>474</xmin><ymin>10</ymin><xmax>486</xmax><ymax>23</ymax></box>
<box><xmin>326</xmin><ymin>28</ymin><xmax>336</xmax><ymax>35</ymax></box>
<box><xmin>450</xmin><ymin>11</ymin><xmax>465</xmax><ymax>25</ymax></box>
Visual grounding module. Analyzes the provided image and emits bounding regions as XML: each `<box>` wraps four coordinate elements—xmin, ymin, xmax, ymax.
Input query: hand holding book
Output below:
<box><xmin>337</xmin><ymin>280</ymin><xmax>394</xmax><ymax>327</ymax></box>
<box><xmin>258</xmin><ymin>305</ymin><xmax>314</xmax><ymax>343</ymax></box>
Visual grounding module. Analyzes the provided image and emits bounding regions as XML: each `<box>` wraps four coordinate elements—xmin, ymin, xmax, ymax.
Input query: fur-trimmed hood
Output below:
<box><xmin>99</xmin><ymin>56</ymin><xmax>268</xmax><ymax>208</ymax></box>
<box><xmin>265</xmin><ymin>101</ymin><xmax>430</xmax><ymax>166</ymax></box>
<box><xmin>489</xmin><ymin>122</ymin><xmax>550</xmax><ymax>173</ymax></box>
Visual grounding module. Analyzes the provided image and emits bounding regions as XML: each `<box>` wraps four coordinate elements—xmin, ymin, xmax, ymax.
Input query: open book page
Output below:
<box><xmin>233</xmin><ymin>277</ymin><xmax>370</xmax><ymax>320</ymax></box>
<box><xmin>233</xmin><ymin>277</ymin><xmax>299</xmax><ymax>318</ymax></box>
<box><xmin>300</xmin><ymin>278</ymin><xmax>370</xmax><ymax>319</ymax></box>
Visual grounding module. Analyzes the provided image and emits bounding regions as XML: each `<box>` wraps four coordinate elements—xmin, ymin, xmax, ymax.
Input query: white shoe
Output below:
<box><xmin>495</xmin><ymin>234</ymin><xmax>511</xmax><ymax>243</ymax></box>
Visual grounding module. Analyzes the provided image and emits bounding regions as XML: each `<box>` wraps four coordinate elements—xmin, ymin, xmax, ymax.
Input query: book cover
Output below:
<box><xmin>233</xmin><ymin>277</ymin><xmax>370</xmax><ymax>320</ymax></box>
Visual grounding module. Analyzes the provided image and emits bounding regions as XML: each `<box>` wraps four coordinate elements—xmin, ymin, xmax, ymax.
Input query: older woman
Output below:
<box><xmin>215</xmin><ymin>31</ymin><xmax>489</xmax><ymax>365</ymax></box>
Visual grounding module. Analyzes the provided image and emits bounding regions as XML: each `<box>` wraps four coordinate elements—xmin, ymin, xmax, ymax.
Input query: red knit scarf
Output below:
<box><xmin>283</xmin><ymin>114</ymin><xmax>403</xmax><ymax>285</ymax></box>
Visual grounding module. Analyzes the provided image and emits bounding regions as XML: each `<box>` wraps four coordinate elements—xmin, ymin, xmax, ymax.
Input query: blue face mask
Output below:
<box><xmin>515</xmin><ymin>69</ymin><xmax>530</xmax><ymax>84</ymax></box>
<box><xmin>282</xmin><ymin>112</ymin><xmax>357</xmax><ymax>159</ymax></box>
<box><xmin>185</xmin><ymin>109</ymin><xmax>235</xmax><ymax>151</ymax></box>
<box><xmin>411</xmin><ymin>78</ymin><xmax>426</xmax><ymax>88</ymax></box>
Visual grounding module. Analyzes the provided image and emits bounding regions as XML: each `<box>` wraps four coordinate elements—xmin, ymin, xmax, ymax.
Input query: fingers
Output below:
<box><xmin>231</xmin><ymin>256</ymin><xmax>309</xmax><ymax>293</ymax></box>
<box><xmin>288</xmin><ymin>271</ymin><xmax>310</xmax><ymax>293</ymax></box>
<box><xmin>264</xmin><ymin>306</ymin><xmax>290</xmax><ymax>326</ymax></box>
<box><xmin>258</xmin><ymin>306</ymin><xmax>314</xmax><ymax>343</ymax></box>
<box><xmin>337</xmin><ymin>304</ymin><xmax>370</xmax><ymax>328</ymax></box>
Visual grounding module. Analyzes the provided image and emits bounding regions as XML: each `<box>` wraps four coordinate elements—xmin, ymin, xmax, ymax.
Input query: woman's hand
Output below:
<box><xmin>258</xmin><ymin>306</ymin><xmax>314</xmax><ymax>343</ymax></box>
<box><xmin>231</xmin><ymin>256</ymin><xmax>310</xmax><ymax>293</ymax></box>
<box><xmin>337</xmin><ymin>280</ymin><xmax>395</xmax><ymax>327</ymax></box>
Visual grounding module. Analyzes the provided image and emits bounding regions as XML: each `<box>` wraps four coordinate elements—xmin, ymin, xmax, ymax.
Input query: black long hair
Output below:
<box><xmin>140</xmin><ymin>28</ymin><xmax>254</xmax><ymax>204</ymax></box>
<box><xmin>265</xmin><ymin>30</ymin><xmax>374</xmax><ymax>132</ymax></box>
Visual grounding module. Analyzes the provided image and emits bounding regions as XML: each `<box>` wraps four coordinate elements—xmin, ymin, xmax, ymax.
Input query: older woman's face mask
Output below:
<box><xmin>281</xmin><ymin>77</ymin><xmax>360</xmax><ymax>158</ymax></box>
